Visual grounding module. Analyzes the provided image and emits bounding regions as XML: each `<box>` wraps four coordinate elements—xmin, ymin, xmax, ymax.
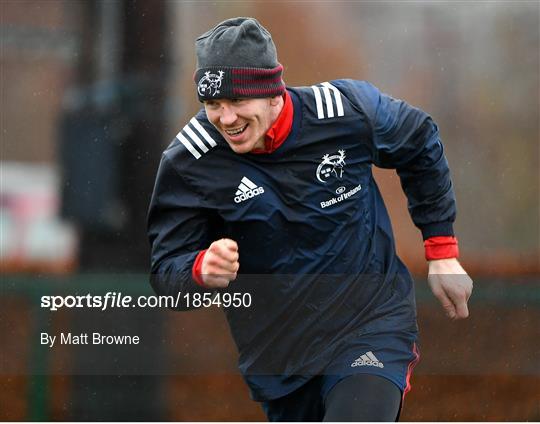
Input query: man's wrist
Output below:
<box><xmin>192</xmin><ymin>249</ymin><xmax>208</xmax><ymax>286</ymax></box>
<box><xmin>424</xmin><ymin>236</ymin><xmax>459</xmax><ymax>261</ymax></box>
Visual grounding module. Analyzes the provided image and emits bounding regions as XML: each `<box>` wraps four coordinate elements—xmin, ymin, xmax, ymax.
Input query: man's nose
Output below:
<box><xmin>220</xmin><ymin>105</ymin><xmax>237</xmax><ymax>126</ymax></box>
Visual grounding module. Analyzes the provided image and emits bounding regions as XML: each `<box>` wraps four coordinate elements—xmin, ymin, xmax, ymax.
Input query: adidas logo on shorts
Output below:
<box><xmin>351</xmin><ymin>351</ymin><xmax>384</xmax><ymax>368</ymax></box>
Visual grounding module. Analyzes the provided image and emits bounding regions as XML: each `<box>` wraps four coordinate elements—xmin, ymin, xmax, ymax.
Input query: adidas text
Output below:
<box><xmin>234</xmin><ymin>187</ymin><xmax>264</xmax><ymax>203</ymax></box>
<box><xmin>351</xmin><ymin>351</ymin><xmax>384</xmax><ymax>368</ymax></box>
<box><xmin>351</xmin><ymin>358</ymin><xmax>384</xmax><ymax>368</ymax></box>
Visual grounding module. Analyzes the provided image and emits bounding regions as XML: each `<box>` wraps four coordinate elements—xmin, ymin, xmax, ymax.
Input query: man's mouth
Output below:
<box><xmin>225</xmin><ymin>124</ymin><xmax>248</xmax><ymax>136</ymax></box>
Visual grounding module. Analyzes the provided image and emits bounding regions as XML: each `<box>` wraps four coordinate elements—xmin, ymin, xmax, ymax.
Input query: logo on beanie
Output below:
<box><xmin>197</xmin><ymin>70</ymin><xmax>225</xmax><ymax>97</ymax></box>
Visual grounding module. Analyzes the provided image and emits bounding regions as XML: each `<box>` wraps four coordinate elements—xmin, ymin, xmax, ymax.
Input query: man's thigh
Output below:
<box><xmin>261</xmin><ymin>376</ymin><xmax>325</xmax><ymax>422</ymax></box>
<box><xmin>323</xmin><ymin>373</ymin><xmax>402</xmax><ymax>422</ymax></box>
<box><xmin>261</xmin><ymin>330</ymin><xmax>419</xmax><ymax>421</ymax></box>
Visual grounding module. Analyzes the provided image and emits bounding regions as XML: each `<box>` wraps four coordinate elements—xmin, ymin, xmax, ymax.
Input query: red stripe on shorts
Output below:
<box><xmin>402</xmin><ymin>342</ymin><xmax>421</xmax><ymax>404</ymax></box>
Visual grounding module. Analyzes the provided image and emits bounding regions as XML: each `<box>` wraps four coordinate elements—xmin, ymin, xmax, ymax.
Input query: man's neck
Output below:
<box><xmin>269</xmin><ymin>95</ymin><xmax>285</xmax><ymax>124</ymax></box>
<box><xmin>251</xmin><ymin>91</ymin><xmax>294</xmax><ymax>154</ymax></box>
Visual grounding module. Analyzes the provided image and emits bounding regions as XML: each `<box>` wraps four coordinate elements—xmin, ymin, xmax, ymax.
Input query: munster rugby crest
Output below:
<box><xmin>197</xmin><ymin>70</ymin><xmax>224</xmax><ymax>97</ymax></box>
<box><xmin>316</xmin><ymin>150</ymin><xmax>346</xmax><ymax>183</ymax></box>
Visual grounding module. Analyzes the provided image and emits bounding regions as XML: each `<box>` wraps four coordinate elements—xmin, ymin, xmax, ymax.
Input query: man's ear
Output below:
<box><xmin>269</xmin><ymin>95</ymin><xmax>281</xmax><ymax>106</ymax></box>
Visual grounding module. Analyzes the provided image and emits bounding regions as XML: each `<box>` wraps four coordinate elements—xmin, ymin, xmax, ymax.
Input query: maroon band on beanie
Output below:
<box><xmin>194</xmin><ymin>64</ymin><xmax>285</xmax><ymax>102</ymax></box>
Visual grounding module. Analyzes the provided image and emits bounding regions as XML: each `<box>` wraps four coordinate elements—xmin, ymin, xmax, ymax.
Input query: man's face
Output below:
<box><xmin>204</xmin><ymin>97</ymin><xmax>279</xmax><ymax>154</ymax></box>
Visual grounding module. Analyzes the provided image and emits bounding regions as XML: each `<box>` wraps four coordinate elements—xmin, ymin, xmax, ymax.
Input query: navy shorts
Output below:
<box><xmin>322</xmin><ymin>327</ymin><xmax>420</xmax><ymax>398</ymax></box>
<box><xmin>261</xmin><ymin>329</ymin><xmax>420</xmax><ymax>421</ymax></box>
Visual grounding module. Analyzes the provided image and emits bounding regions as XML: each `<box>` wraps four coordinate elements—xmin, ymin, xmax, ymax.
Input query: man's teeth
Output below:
<box><xmin>225</xmin><ymin>125</ymin><xmax>247</xmax><ymax>135</ymax></box>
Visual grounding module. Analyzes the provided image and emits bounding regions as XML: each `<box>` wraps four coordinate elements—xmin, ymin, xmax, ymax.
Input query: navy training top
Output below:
<box><xmin>147</xmin><ymin>79</ymin><xmax>456</xmax><ymax>400</ymax></box>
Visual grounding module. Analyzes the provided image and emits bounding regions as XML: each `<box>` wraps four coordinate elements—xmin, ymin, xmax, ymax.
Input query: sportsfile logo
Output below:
<box><xmin>351</xmin><ymin>351</ymin><xmax>384</xmax><ymax>368</ymax></box>
<box><xmin>234</xmin><ymin>177</ymin><xmax>265</xmax><ymax>204</ymax></box>
<box><xmin>320</xmin><ymin>184</ymin><xmax>361</xmax><ymax>209</ymax></box>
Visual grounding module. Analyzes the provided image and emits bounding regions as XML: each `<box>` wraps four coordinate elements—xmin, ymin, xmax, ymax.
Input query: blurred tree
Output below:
<box><xmin>60</xmin><ymin>0</ymin><xmax>167</xmax><ymax>272</ymax></box>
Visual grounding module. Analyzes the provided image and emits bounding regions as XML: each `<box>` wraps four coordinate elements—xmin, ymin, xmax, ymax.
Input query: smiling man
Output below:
<box><xmin>148</xmin><ymin>17</ymin><xmax>473</xmax><ymax>421</ymax></box>
<box><xmin>204</xmin><ymin>96</ymin><xmax>284</xmax><ymax>154</ymax></box>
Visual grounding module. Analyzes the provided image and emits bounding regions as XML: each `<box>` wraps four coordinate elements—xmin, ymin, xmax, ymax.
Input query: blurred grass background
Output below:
<box><xmin>1</xmin><ymin>0</ymin><xmax>539</xmax><ymax>421</ymax></box>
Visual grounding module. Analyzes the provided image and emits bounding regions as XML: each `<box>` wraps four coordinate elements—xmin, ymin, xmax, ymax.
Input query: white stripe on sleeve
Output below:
<box><xmin>321</xmin><ymin>84</ymin><xmax>335</xmax><ymax>118</ymax></box>
<box><xmin>322</xmin><ymin>82</ymin><xmax>344</xmax><ymax>117</ymax></box>
<box><xmin>311</xmin><ymin>86</ymin><xmax>325</xmax><ymax>119</ymax></box>
<box><xmin>176</xmin><ymin>132</ymin><xmax>201</xmax><ymax>159</ymax></box>
<box><xmin>190</xmin><ymin>118</ymin><xmax>217</xmax><ymax>147</ymax></box>
<box><xmin>184</xmin><ymin>125</ymin><xmax>209</xmax><ymax>153</ymax></box>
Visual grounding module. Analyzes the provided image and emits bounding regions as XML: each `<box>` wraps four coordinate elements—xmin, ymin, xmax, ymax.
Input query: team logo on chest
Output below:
<box><xmin>315</xmin><ymin>149</ymin><xmax>362</xmax><ymax>209</ymax></box>
<box><xmin>316</xmin><ymin>150</ymin><xmax>346</xmax><ymax>183</ymax></box>
<box><xmin>197</xmin><ymin>70</ymin><xmax>224</xmax><ymax>97</ymax></box>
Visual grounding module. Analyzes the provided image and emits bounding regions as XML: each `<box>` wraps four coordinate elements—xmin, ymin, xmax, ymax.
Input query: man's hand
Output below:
<box><xmin>427</xmin><ymin>258</ymin><xmax>473</xmax><ymax>320</ymax></box>
<box><xmin>201</xmin><ymin>238</ymin><xmax>240</xmax><ymax>288</ymax></box>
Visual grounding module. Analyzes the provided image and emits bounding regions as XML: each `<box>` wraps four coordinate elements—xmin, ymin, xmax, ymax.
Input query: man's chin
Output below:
<box><xmin>227</xmin><ymin>140</ymin><xmax>255</xmax><ymax>154</ymax></box>
<box><xmin>229</xmin><ymin>144</ymin><xmax>252</xmax><ymax>154</ymax></box>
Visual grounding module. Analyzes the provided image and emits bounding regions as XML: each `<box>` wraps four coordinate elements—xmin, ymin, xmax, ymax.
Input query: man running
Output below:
<box><xmin>148</xmin><ymin>17</ymin><xmax>473</xmax><ymax>421</ymax></box>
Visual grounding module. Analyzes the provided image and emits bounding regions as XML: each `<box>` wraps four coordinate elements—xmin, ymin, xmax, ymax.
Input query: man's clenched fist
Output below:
<box><xmin>201</xmin><ymin>238</ymin><xmax>240</xmax><ymax>288</ymax></box>
<box><xmin>427</xmin><ymin>258</ymin><xmax>473</xmax><ymax>320</ymax></box>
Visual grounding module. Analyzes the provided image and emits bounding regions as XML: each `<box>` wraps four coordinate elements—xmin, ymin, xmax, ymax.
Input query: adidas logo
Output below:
<box><xmin>234</xmin><ymin>177</ymin><xmax>265</xmax><ymax>204</ymax></box>
<box><xmin>351</xmin><ymin>351</ymin><xmax>384</xmax><ymax>368</ymax></box>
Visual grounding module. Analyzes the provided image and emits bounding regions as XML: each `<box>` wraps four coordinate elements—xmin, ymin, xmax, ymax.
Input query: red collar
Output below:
<box><xmin>251</xmin><ymin>90</ymin><xmax>293</xmax><ymax>154</ymax></box>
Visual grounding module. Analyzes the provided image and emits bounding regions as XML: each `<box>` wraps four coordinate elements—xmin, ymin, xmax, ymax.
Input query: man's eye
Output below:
<box><xmin>231</xmin><ymin>98</ymin><xmax>243</xmax><ymax>104</ymax></box>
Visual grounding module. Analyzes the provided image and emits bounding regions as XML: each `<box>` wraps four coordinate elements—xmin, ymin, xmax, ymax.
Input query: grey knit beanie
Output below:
<box><xmin>194</xmin><ymin>17</ymin><xmax>285</xmax><ymax>101</ymax></box>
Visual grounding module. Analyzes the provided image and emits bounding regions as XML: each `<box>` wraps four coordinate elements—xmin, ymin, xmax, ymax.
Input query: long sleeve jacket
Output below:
<box><xmin>147</xmin><ymin>79</ymin><xmax>456</xmax><ymax>400</ymax></box>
